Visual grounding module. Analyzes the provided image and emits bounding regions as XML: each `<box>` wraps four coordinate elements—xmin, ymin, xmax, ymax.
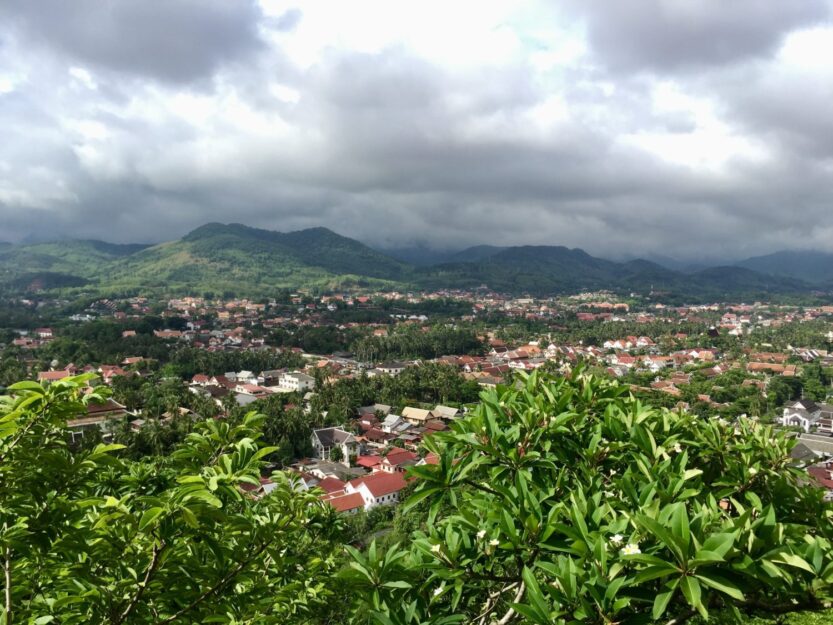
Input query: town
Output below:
<box><xmin>4</xmin><ymin>287</ymin><xmax>833</xmax><ymax>520</ymax></box>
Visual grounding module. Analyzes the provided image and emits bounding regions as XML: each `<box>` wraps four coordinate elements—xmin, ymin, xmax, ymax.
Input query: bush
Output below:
<box><xmin>345</xmin><ymin>368</ymin><xmax>833</xmax><ymax>624</ymax></box>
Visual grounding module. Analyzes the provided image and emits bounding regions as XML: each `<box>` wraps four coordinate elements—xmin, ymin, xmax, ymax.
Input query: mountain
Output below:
<box><xmin>416</xmin><ymin>245</ymin><xmax>808</xmax><ymax>299</ymax></box>
<box><xmin>0</xmin><ymin>224</ymin><xmax>815</xmax><ymax>300</ymax></box>
<box><xmin>378</xmin><ymin>246</ymin><xmax>458</xmax><ymax>266</ymax></box>
<box><xmin>93</xmin><ymin>223</ymin><xmax>409</xmax><ymax>295</ymax></box>
<box><xmin>417</xmin><ymin>246</ymin><xmax>680</xmax><ymax>294</ymax></box>
<box><xmin>735</xmin><ymin>250</ymin><xmax>833</xmax><ymax>284</ymax></box>
<box><xmin>0</xmin><ymin>240</ymin><xmax>150</xmax><ymax>292</ymax></box>
<box><xmin>446</xmin><ymin>245</ymin><xmax>507</xmax><ymax>264</ymax></box>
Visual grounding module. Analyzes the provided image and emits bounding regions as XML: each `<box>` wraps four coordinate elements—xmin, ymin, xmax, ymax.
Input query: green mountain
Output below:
<box><xmin>735</xmin><ymin>250</ymin><xmax>833</xmax><ymax>284</ymax></box>
<box><xmin>94</xmin><ymin>223</ymin><xmax>408</xmax><ymax>295</ymax></box>
<box><xmin>416</xmin><ymin>246</ymin><xmax>809</xmax><ymax>299</ymax></box>
<box><xmin>0</xmin><ymin>239</ymin><xmax>149</xmax><ymax>293</ymax></box>
<box><xmin>0</xmin><ymin>224</ymin><xmax>815</xmax><ymax>300</ymax></box>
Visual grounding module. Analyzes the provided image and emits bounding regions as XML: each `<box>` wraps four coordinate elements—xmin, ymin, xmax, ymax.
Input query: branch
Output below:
<box><xmin>4</xmin><ymin>547</ymin><xmax>11</xmax><ymax>625</ymax></box>
<box><xmin>112</xmin><ymin>541</ymin><xmax>165</xmax><ymax>625</ymax></box>
<box><xmin>461</xmin><ymin>479</ymin><xmax>502</xmax><ymax>498</ymax></box>
<box><xmin>664</xmin><ymin>609</ymin><xmax>696</xmax><ymax>625</ymax></box>
<box><xmin>154</xmin><ymin>540</ymin><xmax>270</xmax><ymax>625</ymax></box>
<box><xmin>496</xmin><ymin>580</ymin><xmax>525</xmax><ymax>625</ymax></box>
<box><xmin>475</xmin><ymin>583</ymin><xmax>518</xmax><ymax>625</ymax></box>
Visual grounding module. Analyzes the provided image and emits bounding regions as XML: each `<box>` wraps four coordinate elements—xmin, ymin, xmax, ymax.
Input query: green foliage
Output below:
<box><xmin>0</xmin><ymin>376</ymin><xmax>344</xmax><ymax>624</ymax></box>
<box><xmin>0</xmin><ymin>224</ymin><xmax>823</xmax><ymax>300</ymax></box>
<box><xmin>348</xmin><ymin>369</ymin><xmax>833</xmax><ymax>624</ymax></box>
<box><xmin>352</xmin><ymin>325</ymin><xmax>484</xmax><ymax>362</ymax></box>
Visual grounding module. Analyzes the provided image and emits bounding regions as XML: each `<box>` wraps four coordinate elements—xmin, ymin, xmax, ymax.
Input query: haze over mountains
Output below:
<box><xmin>0</xmin><ymin>222</ymin><xmax>829</xmax><ymax>300</ymax></box>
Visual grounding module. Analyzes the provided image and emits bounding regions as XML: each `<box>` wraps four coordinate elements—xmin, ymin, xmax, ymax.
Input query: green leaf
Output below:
<box><xmin>700</xmin><ymin>533</ymin><xmax>735</xmax><ymax>558</ymax></box>
<box><xmin>139</xmin><ymin>507</ymin><xmax>164</xmax><ymax>531</ymax></box>
<box><xmin>695</xmin><ymin>572</ymin><xmax>745</xmax><ymax>601</ymax></box>
<box><xmin>680</xmin><ymin>576</ymin><xmax>706</xmax><ymax>617</ymax></box>
<box><xmin>772</xmin><ymin>552</ymin><xmax>814</xmax><ymax>574</ymax></box>
<box><xmin>6</xmin><ymin>380</ymin><xmax>45</xmax><ymax>393</ymax></box>
<box><xmin>652</xmin><ymin>584</ymin><xmax>676</xmax><ymax>620</ymax></box>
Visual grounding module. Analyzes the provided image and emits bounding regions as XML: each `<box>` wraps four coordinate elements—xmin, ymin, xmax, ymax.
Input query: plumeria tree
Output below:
<box><xmin>0</xmin><ymin>374</ymin><xmax>343</xmax><ymax>624</ymax></box>
<box><xmin>346</xmin><ymin>369</ymin><xmax>833</xmax><ymax>624</ymax></box>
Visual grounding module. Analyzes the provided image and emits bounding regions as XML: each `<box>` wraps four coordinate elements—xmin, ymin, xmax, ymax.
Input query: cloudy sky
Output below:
<box><xmin>1</xmin><ymin>0</ymin><xmax>832</xmax><ymax>260</ymax></box>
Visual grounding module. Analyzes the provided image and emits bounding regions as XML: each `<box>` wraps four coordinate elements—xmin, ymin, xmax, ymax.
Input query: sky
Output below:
<box><xmin>1</xmin><ymin>0</ymin><xmax>833</xmax><ymax>260</ymax></box>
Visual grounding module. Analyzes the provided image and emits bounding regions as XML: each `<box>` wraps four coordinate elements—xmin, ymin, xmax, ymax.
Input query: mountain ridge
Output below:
<box><xmin>0</xmin><ymin>223</ymin><xmax>822</xmax><ymax>300</ymax></box>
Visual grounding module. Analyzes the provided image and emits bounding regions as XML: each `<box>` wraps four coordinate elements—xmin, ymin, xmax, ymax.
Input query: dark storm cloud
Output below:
<box><xmin>2</xmin><ymin>1</ymin><xmax>833</xmax><ymax>260</ymax></box>
<box><xmin>0</xmin><ymin>0</ymin><xmax>265</xmax><ymax>83</ymax></box>
<box><xmin>564</xmin><ymin>0</ymin><xmax>830</xmax><ymax>72</ymax></box>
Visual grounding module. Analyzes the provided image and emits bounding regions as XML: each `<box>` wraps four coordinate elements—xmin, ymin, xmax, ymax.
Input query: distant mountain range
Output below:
<box><xmin>0</xmin><ymin>223</ymin><xmax>828</xmax><ymax>300</ymax></box>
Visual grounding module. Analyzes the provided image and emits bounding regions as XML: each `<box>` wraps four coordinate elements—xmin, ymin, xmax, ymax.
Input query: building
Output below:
<box><xmin>401</xmin><ymin>406</ymin><xmax>436</xmax><ymax>426</ymax></box>
<box><xmin>311</xmin><ymin>427</ymin><xmax>359</xmax><ymax>466</ymax></box>
<box><xmin>345</xmin><ymin>471</ymin><xmax>408</xmax><ymax>510</ymax></box>
<box><xmin>781</xmin><ymin>400</ymin><xmax>833</xmax><ymax>433</ymax></box>
<box><xmin>67</xmin><ymin>398</ymin><xmax>133</xmax><ymax>442</ymax></box>
<box><xmin>278</xmin><ymin>371</ymin><xmax>315</xmax><ymax>393</ymax></box>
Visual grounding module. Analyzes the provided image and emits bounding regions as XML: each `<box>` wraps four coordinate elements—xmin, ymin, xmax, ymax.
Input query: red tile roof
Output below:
<box><xmin>317</xmin><ymin>476</ymin><xmax>347</xmax><ymax>494</ymax></box>
<box><xmin>323</xmin><ymin>491</ymin><xmax>364</xmax><ymax>513</ymax></box>
<box><xmin>349</xmin><ymin>471</ymin><xmax>407</xmax><ymax>498</ymax></box>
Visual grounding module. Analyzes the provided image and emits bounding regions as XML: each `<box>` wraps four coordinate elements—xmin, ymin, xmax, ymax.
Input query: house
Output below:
<box><xmin>376</xmin><ymin>362</ymin><xmax>407</xmax><ymax>376</ymax></box>
<box><xmin>345</xmin><ymin>471</ymin><xmax>408</xmax><ymax>510</ymax></box>
<box><xmin>781</xmin><ymin>400</ymin><xmax>833</xmax><ymax>433</ymax></box>
<box><xmin>431</xmin><ymin>405</ymin><xmax>461</xmax><ymax>420</ymax></box>
<box><xmin>67</xmin><ymin>398</ymin><xmax>132</xmax><ymax>442</ymax></box>
<box><xmin>357</xmin><ymin>403</ymin><xmax>392</xmax><ymax>418</ymax></box>
<box><xmin>321</xmin><ymin>491</ymin><xmax>365</xmax><ymax>514</ymax></box>
<box><xmin>312</xmin><ymin>427</ymin><xmax>359</xmax><ymax>466</ymax></box>
<box><xmin>37</xmin><ymin>370</ymin><xmax>72</xmax><ymax>383</ymax></box>
<box><xmin>316</xmin><ymin>476</ymin><xmax>347</xmax><ymax>494</ymax></box>
<box><xmin>278</xmin><ymin>371</ymin><xmax>315</xmax><ymax>392</ymax></box>
<box><xmin>808</xmin><ymin>460</ymin><xmax>833</xmax><ymax>502</ymax></box>
<box><xmin>380</xmin><ymin>413</ymin><xmax>411</xmax><ymax>434</ymax></box>
<box><xmin>379</xmin><ymin>447</ymin><xmax>419</xmax><ymax>473</ymax></box>
<box><xmin>35</xmin><ymin>327</ymin><xmax>53</xmax><ymax>339</ymax></box>
<box><xmin>402</xmin><ymin>406</ymin><xmax>436</xmax><ymax>426</ymax></box>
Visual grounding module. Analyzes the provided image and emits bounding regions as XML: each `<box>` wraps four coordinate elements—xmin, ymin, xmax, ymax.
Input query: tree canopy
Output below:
<box><xmin>1</xmin><ymin>370</ymin><xmax>831</xmax><ymax>624</ymax></box>
<box><xmin>346</xmin><ymin>370</ymin><xmax>833</xmax><ymax>624</ymax></box>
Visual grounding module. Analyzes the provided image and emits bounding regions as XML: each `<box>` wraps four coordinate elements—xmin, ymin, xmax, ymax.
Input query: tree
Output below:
<box><xmin>0</xmin><ymin>375</ymin><xmax>344</xmax><ymax>624</ymax></box>
<box><xmin>346</xmin><ymin>369</ymin><xmax>833</xmax><ymax>625</ymax></box>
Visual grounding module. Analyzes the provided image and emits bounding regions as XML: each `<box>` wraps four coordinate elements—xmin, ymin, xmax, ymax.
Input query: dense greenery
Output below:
<box><xmin>352</xmin><ymin>325</ymin><xmax>484</xmax><ymax>362</ymax></box>
<box><xmin>0</xmin><ymin>375</ymin><xmax>344</xmax><ymax>624</ymax></box>
<box><xmin>347</xmin><ymin>370</ymin><xmax>833</xmax><ymax>624</ymax></box>
<box><xmin>2</xmin><ymin>370</ymin><xmax>832</xmax><ymax>624</ymax></box>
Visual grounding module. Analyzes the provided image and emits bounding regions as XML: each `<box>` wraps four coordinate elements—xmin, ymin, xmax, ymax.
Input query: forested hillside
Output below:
<box><xmin>0</xmin><ymin>223</ymin><xmax>819</xmax><ymax>300</ymax></box>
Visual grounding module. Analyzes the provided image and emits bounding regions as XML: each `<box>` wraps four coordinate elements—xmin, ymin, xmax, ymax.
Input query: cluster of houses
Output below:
<box><xmin>189</xmin><ymin>370</ymin><xmax>316</xmax><ymax>407</ymax></box>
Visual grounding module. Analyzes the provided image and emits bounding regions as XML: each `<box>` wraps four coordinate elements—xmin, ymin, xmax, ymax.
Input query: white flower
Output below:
<box><xmin>749</xmin><ymin>467</ymin><xmax>759</xmax><ymax>476</ymax></box>
<box><xmin>476</xmin><ymin>530</ymin><xmax>487</xmax><ymax>539</ymax></box>
<box><xmin>621</xmin><ymin>543</ymin><xmax>641</xmax><ymax>556</ymax></box>
<box><xmin>672</xmin><ymin>443</ymin><xmax>682</xmax><ymax>454</ymax></box>
<box><xmin>431</xmin><ymin>543</ymin><xmax>442</xmax><ymax>553</ymax></box>
<box><xmin>489</xmin><ymin>539</ymin><xmax>499</xmax><ymax>547</ymax></box>
<box><xmin>610</xmin><ymin>534</ymin><xmax>624</xmax><ymax>545</ymax></box>
<box><xmin>433</xmin><ymin>587</ymin><xmax>443</xmax><ymax>597</ymax></box>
